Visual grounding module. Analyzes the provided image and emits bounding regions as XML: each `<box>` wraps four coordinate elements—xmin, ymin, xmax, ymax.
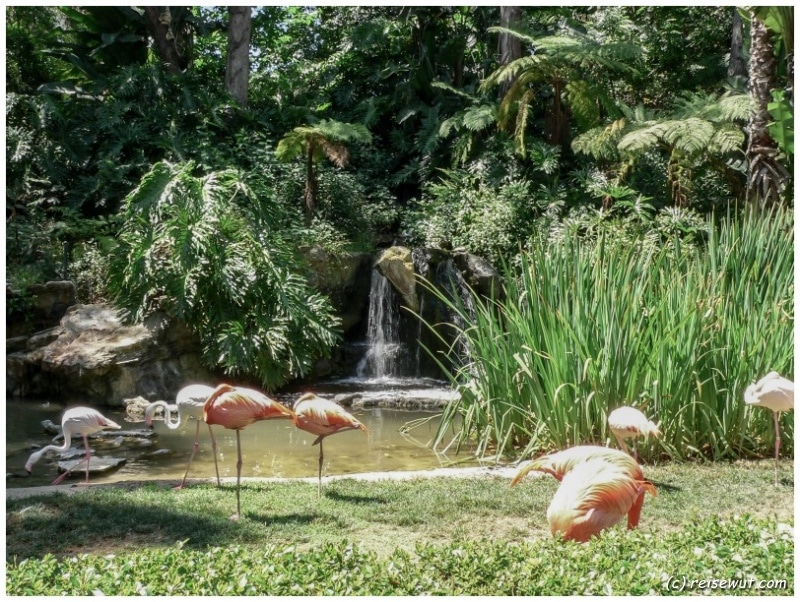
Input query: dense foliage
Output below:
<box><xmin>107</xmin><ymin>161</ymin><xmax>340</xmax><ymax>388</ymax></box>
<box><xmin>5</xmin><ymin>6</ymin><xmax>794</xmax><ymax>400</ymax></box>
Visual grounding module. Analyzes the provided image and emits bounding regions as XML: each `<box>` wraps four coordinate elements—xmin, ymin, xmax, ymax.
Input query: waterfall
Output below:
<box><xmin>356</xmin><ymin>269</ymin><xmax>402</xmax><ymax>379</ymax></box>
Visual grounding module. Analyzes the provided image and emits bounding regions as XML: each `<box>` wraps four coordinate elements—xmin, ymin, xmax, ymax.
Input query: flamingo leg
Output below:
<box><xmin>176</xmin><ymin>420</ymin><xmax>202</xmax><ymax>490</ymax></box>
<box><xmin>207</xmin><ymin>423</ymin><xmax>221</xmax><ymax>487</ymax></box>
<box><xmin>82</xmin><ymin>435</ymin><xmax>92</xmax><ymax>483</ymax></box>
<box><xmin>773</xmin><ymin>411</ymin><xmax>781</xmax><ymax>486</ymax></box>
<box><xmin>627</xmin><ymin>491</ymin><xmax>645</xmax><ymax>529</ymax></box>
<box><xmin>317</xmin><ymin>439</ymin><xmax>325</xmax><ymax>499</ymax></box>
<box><xmin>614</xmin><ymin>433</ymin><xmax>630</xmax><ymax>456</ymax></box>
<box><xmin>51</xmin><ymin>435</ymin><xmax>93</xmax><ymax>486</ymax></box>
<box><xmin>232</xmin><ymin>429</ymin><xmax>243</xmax><ymax>520</ymax></box>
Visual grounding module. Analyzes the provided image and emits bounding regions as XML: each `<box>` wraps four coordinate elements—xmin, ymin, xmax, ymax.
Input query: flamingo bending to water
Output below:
<box><xmin>25</xmin><ymin>406</ymin><xmax>121</xmax><ymax>485</ymax></box>
<box><xmin>145</xmin><ymin>384</ymin><xmax>221</xmax><ymax>489</ymax></box>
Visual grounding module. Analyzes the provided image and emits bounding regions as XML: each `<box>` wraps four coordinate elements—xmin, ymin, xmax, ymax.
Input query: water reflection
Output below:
<box><xmin>5</xmin><ymin>399</ymin><xmax>477</xmax><ymax>488</ymax></box>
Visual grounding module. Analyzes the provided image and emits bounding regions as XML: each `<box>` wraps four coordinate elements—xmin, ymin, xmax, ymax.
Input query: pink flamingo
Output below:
<box><xmin>145</xmin><ymin>384</ymin><xmax>221</xmax><ymax>489</ymax></box>
<box><xmin>744</xmin><ymin>371</ymin><xmax>795</xmax><ymax>485</ymax></box>
<box><xmin>292</xmin><ymin>393</ymin><xmax>368</xmax><ymax>498</ymax></box>
<box><xmin>25</xmin><ymin>406</ymin><xmax>121</xmax><ymax>485</ymax></box>
<box><xmin>607</xmin><ymin>406</ymin><xmax>660</xmax><ymax>461</ymax></box>
<box><xmin>203</xmin><ymin>384</ymin><xmax>295</xmax><ymax>520</ymax></box>
<box><xmin>511</xmin><ymin>445</ymin><xmax>657</xmax><ymax>542</ymax></box>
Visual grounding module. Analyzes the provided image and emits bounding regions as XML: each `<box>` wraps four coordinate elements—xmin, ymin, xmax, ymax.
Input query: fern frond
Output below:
<box><xmin>463</xmin><ymin>105</ymin><xmax>497</xmax><ymax>132</ymax></box>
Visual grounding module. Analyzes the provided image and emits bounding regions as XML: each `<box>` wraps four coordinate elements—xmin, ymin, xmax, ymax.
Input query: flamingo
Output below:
<box><xmin>608</xmin><ymin>406</ymin><xmax>660</xmax><ymax>460</ymax></box>
<box><xmin>292</xmin><ymin>393</ymin><xmax>368</xmax><ymax>498</ymax></box>
<box><xmin>511</xmin><ymin>445</ymin><xmax>641</xmax><ymax>485</ymax></box>
<box><xmin>145</xmin><ymin>384</ymin><xmax>221</xmax><ymax>489</ymax></box>
<box><xmin>203</xmin><ymin>383</ymin><xmax>295</xmax><ymax>520</ymax></box>
<box><xmin>25</xmin><ymin>406</ymin><xmax>121</xmax><ymax>485</ymax></box>
<box><xmin>544</xmin><ymin>458</ymin><xmax>657</xmax><ymax>542</ymax></box>
<box><xmin>744</xmin><ymin>371</ymin><xmax>794</xmax><ymax>486</ymax></box>
<box><xmin>511</xmin><ymin>445</ymin><xmax>656</xmax><ymax>537</ymax></box>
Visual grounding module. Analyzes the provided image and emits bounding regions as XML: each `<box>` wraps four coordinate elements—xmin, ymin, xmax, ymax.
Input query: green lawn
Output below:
<box><xmin>5</xmin><ymin>460</ymin><xmax>794</xmax><ymax>595</ymax></box>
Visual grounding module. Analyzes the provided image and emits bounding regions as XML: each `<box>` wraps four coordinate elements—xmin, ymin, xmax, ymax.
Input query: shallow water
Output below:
<box><xmin>5</xmin><ymin>395</ymin><xmax>477</xmax><ymax>488</ymax></box>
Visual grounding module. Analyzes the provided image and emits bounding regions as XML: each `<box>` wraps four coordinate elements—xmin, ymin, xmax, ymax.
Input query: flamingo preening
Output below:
<box><xmin>544</xmin><ymin>458</ymin><xmax>658</xmax><ymax>542</ymax></box>
<box><xmin>511</xmin><ymin>445</ymin><xmax>656</xmax><ymax>542</ymax></box>
<box><xmin>145</xmin><ymin>384</ymin><xmax>221</xmax><ymax>489</ymax></box>
<box><xmin>607</xmin><ymin>406</ymin><xmax>660</xmax><ymax>460</ymax></box>
<box><xmin>744</xmin><ymin>372</ymin><xmax>794</xmax><ymax>486</ymax></box>
<box><xmin>25</xmin><ymin>406</ymin><xmax>122</xmax><ymax>485</ymax></box>
<box><xmin>292</xmin><ymin>393</ymin><xmax>368</xmax><ymax>498</ymax></box>
<box><xmin>203</xmin><ymin>384</ymin><xmax>295</xmax><ymax>520</ymax></box>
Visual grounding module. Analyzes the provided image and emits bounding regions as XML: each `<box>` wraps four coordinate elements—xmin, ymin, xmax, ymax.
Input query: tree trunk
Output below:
<box><xmin>303</xmin><ymin>145</ymin><xmax>317</xmax><ymax>226</ymax></box>
<box><xmin>746</xmin><ymin>13</ymin><xmax>790</xmax><ymax>206</ymax></box>
<box><xmin>144</xmin><ymin>6</ymin><xmax>184</xmax><ymax>74</ymax></box>
<box><xmin>498</xmin><ymin>6</ymin><xmax>523</xmax><ymax>97</ymax></box>
<box><xmin>225</xmin><ymin>6</ymin><xmax>251</xmax><ymax>108</ymax></box>
<box><xmin>728</xmin><ymin>9</ymin><xmax>747</xmax><ymax>79</ymax></box>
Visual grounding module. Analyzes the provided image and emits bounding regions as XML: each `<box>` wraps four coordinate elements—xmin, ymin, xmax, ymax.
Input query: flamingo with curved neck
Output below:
<box><xmin>26</xmin><ymin>406</ymin><xmax>121</xmax><ymax>485</ymax></box>
<box><xmin>144</xmin><ymin>384</ymin><xmax>221</xmax><ymax>489</ymax></box>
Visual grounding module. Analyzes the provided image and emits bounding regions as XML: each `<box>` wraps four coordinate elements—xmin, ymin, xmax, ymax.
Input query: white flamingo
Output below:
<box><xmin>608</xmin><ymin>406</ymin><xmax>660</xmax><ymax>461</ymax></box>
<box><xmin>145</xmin><ymin>384</ymin><xmax>221</xmax><ymax>489</ymax></box>
<box><xmin>25</xmin><ymin>406</ymin><xmax>121</xmax><ymax>485</ymax></box>
<box><xmin>744</xmin><ymin>371</ymin><xmax>794</xmax><ymax>486</ymax></box>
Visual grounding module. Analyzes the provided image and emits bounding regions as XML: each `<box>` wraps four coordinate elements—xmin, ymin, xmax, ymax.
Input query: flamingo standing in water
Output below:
<box><xmin>145</xmin><ymin>384</ymin><xmax>221</xmax><ymax>489</ymax></box>
<box><xmin>292</xmin><ymin>393</ymin><xmax>368</xmax><ymax>498</ymax></box>
<box><xmin>744</xmin><ymin>371</ymin><xmax>794</xmax><ymax>486</ymax></box>
<box><xmin>25</xmin><ymin>406</ymin><xmax>121</xmax><ymax>485</ymax></box>
<box><xmin>607</xmin><ymin>406</ymin><xmax>660</xmax><ymax>460</ymax></box>
<box><xmin>511</xmin><ymin>445</ymin><xmax>657</xmax><ymax>541</ymax></box>
<box><xmin>203</xmin><ymin>384</ymin><xmax>295</xmax><ymax>519</ymax></box>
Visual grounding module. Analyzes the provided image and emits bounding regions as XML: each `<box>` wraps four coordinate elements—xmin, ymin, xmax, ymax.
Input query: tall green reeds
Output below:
<box><xmin>426</xmin><ymin>208</ymin><xmax>793</xmax><ymax>461</ymax></box>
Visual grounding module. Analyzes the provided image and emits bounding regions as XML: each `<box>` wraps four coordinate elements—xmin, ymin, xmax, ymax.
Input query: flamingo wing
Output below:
<box><xmin>511</xmin><ymin>445</ymin><xmax>642</xmax><ymax>486</ymax></box>
<box><xmin>293</xmin><ymin>394</ymin><xmax>367</xmax><ymax>441</ymax></box>
<box><xmin>547</xmin><ymin>462</ymin><xmax>644</xmax><ymax>542</ymax></box>
<box><xmin>203</xmin><ymin>384</ymin><xmax>294</xmax><ymax>429</ymax></box>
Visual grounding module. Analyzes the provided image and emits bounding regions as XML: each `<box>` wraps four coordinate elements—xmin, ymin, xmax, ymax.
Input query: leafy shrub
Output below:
<box><xmin>107</xmin><ymin>161</ymin><xmax>341</xmax><ymax>389</ymax></box>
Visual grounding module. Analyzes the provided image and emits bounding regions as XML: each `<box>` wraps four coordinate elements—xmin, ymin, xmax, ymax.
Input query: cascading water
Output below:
<box><xmin>356</xmin><ymin>269</ymin><xmax>403</xmax><ymax>379</ymax></box>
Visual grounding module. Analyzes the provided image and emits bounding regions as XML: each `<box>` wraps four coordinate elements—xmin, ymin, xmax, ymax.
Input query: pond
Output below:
<box><xmin>5</xmin><ymin>386</ymin><xmax>479</xmax><ymax>488</ymax></box>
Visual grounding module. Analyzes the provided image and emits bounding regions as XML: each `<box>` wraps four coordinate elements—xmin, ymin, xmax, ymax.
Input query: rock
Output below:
<box><xmin>125</xmin><ymin>396</ymin><xmax>153</xmax><ymax>422</ymax></box>
<box><xmin>300</xmin><ymin>246</ymin><xmax>372</xmax><ymax>333</ymax></box>
<box><xmin>57</xmin><ymin>456</ymin><xmax>127</xmax><ymax>476</ymax></box>
<box><xmin>452</xmin><ymin>252</ymin><xmax>503</xmax><ymax>299</ymax></box>
<box><xmin>346</xmin><ymin>388</ymin><xmax>459</xmax><ymax>410</ymax></box>
<box><xmin>6</xmin><ymin>304</ymin><xmax>216</xmax><ymax>404</ymax></box>
<box><xmin>6</xmin><ymin>281</ymin><xmax>77</xmax><ymax>338</ymax></box>
<box><xmin>375</xmin><ymin>246</ymin><xmax>419</xmax><ymax>312</ymax></box>
<box><xmin>41</xmin><ymin>419</ymin><xmax>61</xmax><ymax>435</ymax></box>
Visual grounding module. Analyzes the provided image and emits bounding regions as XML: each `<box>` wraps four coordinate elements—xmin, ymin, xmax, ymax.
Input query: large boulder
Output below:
<box><xmin>6</xmin><ymin>304</ymin><xmax>215</xmax><ymax>406</ymax></box>
<box><xmin>374</xmin><ymin>246</ymin><xmax>419</xmax><ymax>312</ymax></box>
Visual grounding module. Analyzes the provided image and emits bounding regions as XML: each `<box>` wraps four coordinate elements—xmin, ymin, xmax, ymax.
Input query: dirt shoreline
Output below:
<box><xmin>6</xmin><ymin>465</ymin><xmax>528</xmax><ymax>501</ymax></box>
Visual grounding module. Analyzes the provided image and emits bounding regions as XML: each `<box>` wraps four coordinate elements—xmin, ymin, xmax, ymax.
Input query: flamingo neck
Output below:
<box><xmin>146</xmin><ymin>401</ymin><xmax>181</xmax><ymax>429</ymax></box>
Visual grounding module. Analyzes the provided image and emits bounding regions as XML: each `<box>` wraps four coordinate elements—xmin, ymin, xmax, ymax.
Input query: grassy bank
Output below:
<box><xmin>6</xmin><ymin>460</ymin><xmax>794</xmax><ymax>595</ymax></box>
